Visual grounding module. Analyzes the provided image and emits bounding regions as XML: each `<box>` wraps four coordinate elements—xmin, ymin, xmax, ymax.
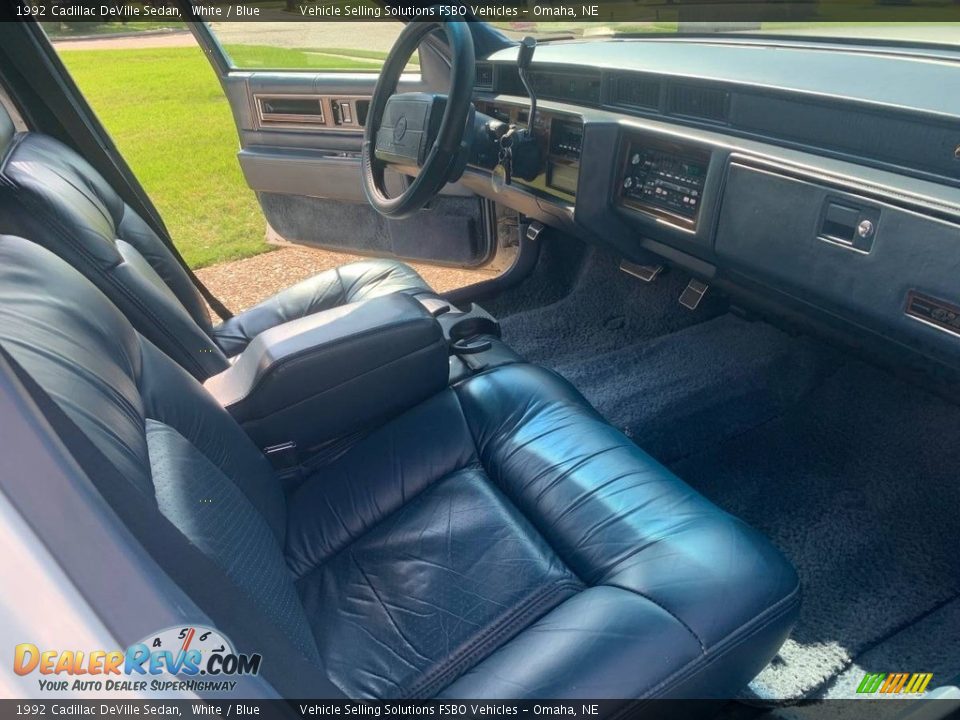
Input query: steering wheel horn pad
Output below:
<box><xmin>361</xmin><ymin>20</ymin><xmax>475</xmax><ymax>219</ymax></box>
<box><xmin>375</xmin><ymin>93</ymin><xmax>446</xmax><ymax>167</ymax></box>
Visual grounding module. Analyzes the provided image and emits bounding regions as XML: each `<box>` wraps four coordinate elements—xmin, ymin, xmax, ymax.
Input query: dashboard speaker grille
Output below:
<box><xmin>610</xmin><ymin>75</ymin><xmax>661</xmax><ymax>110</ymax></box>
<box><xmin>668</xmin><ymin>84</ymin><xmax>730</xmax><ymax>123</ymax></box>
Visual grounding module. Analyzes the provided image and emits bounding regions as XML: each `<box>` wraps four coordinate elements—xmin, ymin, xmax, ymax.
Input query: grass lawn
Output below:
<box><xmin>59</xmin><ymin>45</ymin><xmax>271</xmax><ymax>268</ymax></box>
<box><xmin>223</xmin><ymin>45</ymin><xmax>418</xmax><ymax>71</ymax></box>
<box><xmin>224</xmin><ymin>45</ymin><xmax>384</xmax><ymax>70</ymax></box>
<box><xmin>42</xmin><ymin>21</ymin><xmax>185</xmax><ymax>38</ymax></box>
<box><xmin>58</xmin><ymin>44</ymin><xmax>408</xmax><ymax>268</ymax></box>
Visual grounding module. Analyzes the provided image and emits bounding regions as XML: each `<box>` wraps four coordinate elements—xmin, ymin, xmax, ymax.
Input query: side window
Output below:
<box><xmin>205</xmin><ymin>21</ymin><xmax>418</xmax><ymax>72</ymax></box>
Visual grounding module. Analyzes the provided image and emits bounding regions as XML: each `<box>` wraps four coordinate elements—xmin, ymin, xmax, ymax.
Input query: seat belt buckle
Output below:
<box><xmin>263</xmin><ymin>441</ymin><xmax>301</xmax><ymax>483</ymax></box>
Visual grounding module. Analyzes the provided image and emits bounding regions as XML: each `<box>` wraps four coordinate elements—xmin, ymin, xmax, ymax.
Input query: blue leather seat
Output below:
<box><xmin>0</xmin><ymin>234</ymin><xmax>799</xmax><ymax>700</ymax></box>
<box><xmin>0</xmin><ymin>103</ymin><xmax>436</xmax><ymax>380</ymax></box>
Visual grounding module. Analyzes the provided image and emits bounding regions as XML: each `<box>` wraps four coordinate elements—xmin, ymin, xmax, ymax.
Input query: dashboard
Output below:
<box><xmin>464</xmin><ymin>38</ymin><xmax>960</xmax><ymax>376</ymax></box>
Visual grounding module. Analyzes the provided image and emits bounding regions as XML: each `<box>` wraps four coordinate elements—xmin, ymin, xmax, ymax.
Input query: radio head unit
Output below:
<box><xmin>618</xmin><ymin>137</ymin><xmax>711</xmax><ymax>230</ymax></box>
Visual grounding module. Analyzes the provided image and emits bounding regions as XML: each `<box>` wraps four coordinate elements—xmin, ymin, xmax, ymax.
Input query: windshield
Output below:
<box><xmin>493</xmin><ymin>22</ymin><xmax>960</xmax><ymax>47</ymax></box>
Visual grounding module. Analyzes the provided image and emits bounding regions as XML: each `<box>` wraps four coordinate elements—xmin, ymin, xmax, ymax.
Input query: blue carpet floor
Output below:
<box><xmin>498</xmin><ymin>245</ymin><xmax>960</xmax><ymax>700</ymax></box>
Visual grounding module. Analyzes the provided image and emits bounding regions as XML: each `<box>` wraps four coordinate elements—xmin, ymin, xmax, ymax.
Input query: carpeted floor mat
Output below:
<box><xmin>498</xmin><ymin>244</ymin><xmax>721</xmax><ymax>367</ymax></box>
<box><xmin>482</xmin><ymin>231</ymin><xmax>587</xmax><ymax>320</ymax></box>
<box><xmin>740</xmin><ymin>599</ymin><xmax>960</xmax><ymax>718</ymax></box>
<box><xmin>671</xmin><ymin>361</ymin><xmax>960</xmax><ymax>701</ymax></box>
<box><xmin>498</xmin><ymin>244</ymin><xmax>837</xmax><ymax>463</ymax></box>
<box><xmin>815</xmin><ymin>595</ymin><xmax>960</xmax><ymax>700</ymax></box>
<box><xmin>550</xmin><ymin>314</ymin><xmax>835</xmax><ymax>463</ymax></box>
<box><xmin>495</xmin><ymin>240</ymin><xmax>960</xmax><ymax>701</ymax></box>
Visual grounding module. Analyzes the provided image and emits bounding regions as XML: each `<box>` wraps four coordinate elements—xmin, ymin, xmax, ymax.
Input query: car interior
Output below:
<box><xmin>1</xmin><ymin>12</ymin><xmax>959</xmax><ymax>716</ymax></box>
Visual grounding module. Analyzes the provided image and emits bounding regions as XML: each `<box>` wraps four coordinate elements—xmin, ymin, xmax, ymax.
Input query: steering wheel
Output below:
<box><xmin>361</xmin><ymin>20</ymin><xmax>476</xmax><ymax>219</ymax></box>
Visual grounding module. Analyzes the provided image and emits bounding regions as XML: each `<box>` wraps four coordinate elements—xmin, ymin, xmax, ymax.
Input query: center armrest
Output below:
<box><xmin>204</xmin><ymin>294</ymin><xmax>449</xmax><ymax>454</ymax></box>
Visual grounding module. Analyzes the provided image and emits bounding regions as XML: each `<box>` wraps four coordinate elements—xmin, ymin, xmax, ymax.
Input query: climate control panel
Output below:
<box><xmin>618</xmin><ymin>140</ymin><xmax>711</xmax><ymax>229</ymax></box>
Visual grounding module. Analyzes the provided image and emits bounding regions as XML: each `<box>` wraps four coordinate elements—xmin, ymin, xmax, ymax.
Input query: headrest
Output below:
<box><xmin>0</xmin><ymin>100</ymin><xmax>15</xmax><ymax>156</ymax></box>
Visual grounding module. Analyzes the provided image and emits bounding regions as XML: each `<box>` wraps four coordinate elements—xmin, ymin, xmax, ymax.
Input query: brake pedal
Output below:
<box><xmin>620</xmin><ymin>259</ymin><xmax>664</xmax><ymax>283</ymax></box>
<box><xmin>679</xmin><ymin>279</ymin><xmax>709</xmax><ymax>310</ymax></box>
<box><xmin>525</xmin><ymin>221</ymin><xmax>546</xmax><ymax>242</ymax></box>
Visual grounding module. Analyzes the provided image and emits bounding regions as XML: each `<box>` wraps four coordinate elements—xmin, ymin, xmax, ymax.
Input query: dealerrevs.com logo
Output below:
<box><xmin>14</xmin><ymin>625</ymin><xmax>261</xmax><ymax>693</ymax></box>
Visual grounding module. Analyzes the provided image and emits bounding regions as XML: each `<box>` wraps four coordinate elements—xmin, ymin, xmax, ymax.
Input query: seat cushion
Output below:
<box><xmin>287</xmin><ymin>363</ymin><xmax>800</xmax><ymax>699</ymax></box>
<box><xmin>297</xmin><ymin>466</ymin><xmax>582</xmax><ymax>698</ymax></box>
<box><xmin>0</xmin><ymin>235</ymin><xmax>799</xmax><ymax>701</ymax></box>
<box><xmin>212</xmin><ymin>259</ymin><xmax>434</xmax><ymax>356</ymax></box>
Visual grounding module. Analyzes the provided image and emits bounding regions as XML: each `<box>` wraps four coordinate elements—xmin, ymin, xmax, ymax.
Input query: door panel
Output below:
<box><xmin>196</xmin><ymin>29</ymin><xmax>493</xmax><ymax>268</ymax></box>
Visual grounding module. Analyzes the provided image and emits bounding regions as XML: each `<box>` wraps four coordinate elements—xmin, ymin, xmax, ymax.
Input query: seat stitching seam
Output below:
<box><xmin>633</xmin><ymin>584</ymin><xmax>802</xmax><ymax>700</ymax></box>
<box><xmin>449</xmin><ymin>382</ymin><xmax>590</xmax><ymax>587</ymax></box>
<box><xmin>289</xmin><ymin>460</ymin><xmax>486</xmax><ymax>581</ymax></box>
<box><xmin>404</xmin><ymin>579</ymin><xmax>583</xmax><ymax>699</ymax></box>
<box><xmin>0</xmin><ymin>132</ymin><xmax>27</xmax><ymax>173</ymax></box>
<box><xmin>602</xmin><ymin>583</ymin><xmax>706</xmax><ymax>652</ymax></box>
<box><xmin>334</xmin><ymin>267</ymin><xmax>348</xmax><ymax>305</ymax></box>
<box><xmin>117</xmin><ymin>207</ymin><xmax>213</xmax><ymax>332</ymax></box>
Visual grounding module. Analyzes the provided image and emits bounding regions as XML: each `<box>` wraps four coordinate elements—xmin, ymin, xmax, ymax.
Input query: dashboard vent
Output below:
<box><xmin>667</xmin><ymin>84</ymin><xmax>730</xmax><ymax>123</ymax></box>
<box><xmin>475</xmin><ymin>63</ymin><xmax>494</xmax><ymax>90</ymax></box>
<box><xmin>609</xmin><ymin>75</ymin><xmax>661</xmax><ymax>110</ymax></box>
<box><xmin>529</xmin><ymin>70</ymin><xmax>603</xmax><ymax>105</ymax></box>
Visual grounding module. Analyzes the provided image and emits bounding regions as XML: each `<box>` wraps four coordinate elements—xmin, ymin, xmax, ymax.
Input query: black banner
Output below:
<box><xmin>5</xmin><ymin>0</ymin><xmax>960</xmax><ymax>23</ymax></box>
<box><xmin>2</xmin><ymin>699</ymin><xmax>960</xmax><ymax>720</ymax></box>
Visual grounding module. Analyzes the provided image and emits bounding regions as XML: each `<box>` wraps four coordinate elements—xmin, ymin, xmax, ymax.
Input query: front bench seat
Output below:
<box><xmin>0</xmin><ymin>103</ymin><xmax>436</xmax><ymax>380</ymax></box>
<box><xmin>0</xmin><ymin>235</ymin><xmax>801</xmax><ymax>700</ymax></box>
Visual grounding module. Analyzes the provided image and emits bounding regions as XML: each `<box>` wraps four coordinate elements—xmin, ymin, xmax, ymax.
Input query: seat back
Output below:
<box><xmin>0</xmin><ymin>233</ymin><xmax>319</xmax><ymax>664</ymax></box>
<box><xmin>0</xmin><ymin>102</ymin><xmax>229</xmax><ymax>380</ymax></box>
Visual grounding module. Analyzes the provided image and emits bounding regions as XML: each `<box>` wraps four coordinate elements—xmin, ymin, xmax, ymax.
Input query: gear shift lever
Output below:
<box><xmin>506</xmin><ymin>36</ymin><xmax>543</xmax><ymax>182</ymax></box>
<box><xmin>517</xmin><ymin>36</ymin><xmax>538</xmax><ymax>132</ymax></box>
<box><xmin>470</xmin><ymin>36</ymin><xmax>543</xmax><ymax>186</ymax></box>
